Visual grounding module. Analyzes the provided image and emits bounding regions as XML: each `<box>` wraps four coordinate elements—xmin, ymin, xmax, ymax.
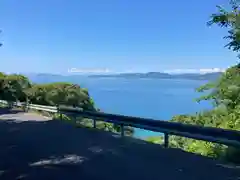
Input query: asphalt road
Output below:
<box><xmin>0</xmin><ymin>109</ymin><xmax>239</xmax><ymax>180</ymax></box>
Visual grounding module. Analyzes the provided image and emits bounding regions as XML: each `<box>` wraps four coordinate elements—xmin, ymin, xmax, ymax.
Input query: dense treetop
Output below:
<box><xmin>0</xmin><ymin>72</ymin><xmax>95</xmax><ymax>110</ymax></box>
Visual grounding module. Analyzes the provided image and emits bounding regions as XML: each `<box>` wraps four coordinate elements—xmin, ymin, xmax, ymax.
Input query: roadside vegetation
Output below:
<box><xmin>0</xmin><ymin>72</ymin><xmax>133</xmax><ymax>135</ymax></box>
<box><xmin>147</xmin><ymin>0</ymin><xmax>240</xmax><ymax>163</ymax></box>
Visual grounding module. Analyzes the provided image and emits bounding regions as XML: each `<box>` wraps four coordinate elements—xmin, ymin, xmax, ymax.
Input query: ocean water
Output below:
<box><xmin>74</xmin><ymin>77</ymin><xmax>212</xmax><ymax>138</ymax></box>
<box><xmin>30</xmin><ymin>76</ymin><xmax>212</xmax><ymax>138</ymax></box>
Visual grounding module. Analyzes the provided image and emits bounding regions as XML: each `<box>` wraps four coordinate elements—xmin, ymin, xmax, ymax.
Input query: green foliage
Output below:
<box><xmin>146</xmin><ymin>1</ymin><xmax>240</xmax><ymax>164</ymax></box>
<box><xmin>0</xmin><ymin>72</ymin><xmax>134</xmax><ymax>136</ymax></box>
<box><xmin>208</xmin><ymin>0</ymin><xmax>240</xmax><ymax>57</ymax></box>
<box><xmin>0</xmin><ymin>73</ymin><xmax>31</xmax><ymax>102</ymax></box>
<box><xmin>146</xmin><ymin>136</ymin><xmax>164</xmax><ymax>144</ymax></box>
<box><xmin>197</xmin><ymin>66</ymin><xmax>240</xmax><ymax>109</ymax></box>
<box><xmin>147</xmin><ymin>66</ymin><xmax>240</xmax><ymax>163</ymax></box>
<box><xmin>27</xmin><ymin>82</ymin><xmax>92</xmax><ymax>109</ymax></box>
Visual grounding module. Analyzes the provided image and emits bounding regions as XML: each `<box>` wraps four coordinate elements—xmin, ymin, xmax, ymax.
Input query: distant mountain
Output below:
<box><xmin>24</xmin><ymin>72</ymin><xmax>223</xmax><ymax>83</ymax></box>
<box><xmin>88</xmin><ymin>72</ymin><xmax>223</xmax><ymax>81</ymax></box>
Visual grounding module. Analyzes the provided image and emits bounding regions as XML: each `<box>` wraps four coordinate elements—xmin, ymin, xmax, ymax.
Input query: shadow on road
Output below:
<box><xmin>0</xmin><ymin>118</ymin><xmax>239</xmax><ymax>180</ymax></box>
<box><xmin>0</xmin><ymin>108</ymin><xmax>23</xmax><ymax>115</ymax></box>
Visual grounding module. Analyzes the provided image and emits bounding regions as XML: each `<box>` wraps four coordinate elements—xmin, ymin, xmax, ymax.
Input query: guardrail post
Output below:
<box><xmin>8</xmin><ymin>101</ymin><xmax>12</xmax><ymax>109</ymax></box>
<box><xmin>26</xmin><ymin>102</ymin><xmax>29</xmax><ymax>112</ymax></box>
<box><xmin>57</xmin><ymin>105</ymin><xmax>62</xmax><ymax>120</ymax></box>
<box><xmin>93</xmin><ymin>119</ymin><xmax>96</xmax><ymax>128</ymax></box>
<box><xmin>120</xmin><ymin>124</ymin><xmax>124</xmax><ymax>137</ymax></box>
<box><xmin>23</xmin><ymin>102</ymin><xmax>26</xmax><ymax>112</ymax></box>
<box><xmin>164</xmin><ymin>133</ymin><xmax>169</xmax><ymax>148</ymax></box>
<box><xmin>25</xmin><ymin>98</ymin><xmax>28</xmax><ymax>112</ymax></box>
<box><xmin>24</xmin><ymin>100</ymin><xmax>28</xmax><ymax>112</ymax></box>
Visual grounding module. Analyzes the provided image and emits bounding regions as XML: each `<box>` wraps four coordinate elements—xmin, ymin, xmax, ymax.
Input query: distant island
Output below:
<box><xmin>22</xmin><ymin>72</ymin><xmax>223</xmax><ymax>83</ymax></box>
<box><xmin>88</xmin><ymin>72</ymin><xmax>223</xmax><ymax>81</ymax></box>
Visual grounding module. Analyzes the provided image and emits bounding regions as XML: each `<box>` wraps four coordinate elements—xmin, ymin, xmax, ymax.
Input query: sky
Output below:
<box><xmin>0</xmin><ymin>0</ymin><xmax>239</xmax><ymax>74</ymax></box>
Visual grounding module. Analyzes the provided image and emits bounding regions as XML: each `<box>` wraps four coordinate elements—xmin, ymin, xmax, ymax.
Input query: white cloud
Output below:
<box><xmin>199</xmin><ymin>68</ymin><xmax>225</xmax><ymax>73</ymax></box>
<box><xmin>67</xmin><ymin>68</ymin><xmax>112</xmax><ymax>74</ymax></box>
<box><xmin>163</xmin><ymin>68</ymin><xmax>226</xmax><ymax>74</ymax></box>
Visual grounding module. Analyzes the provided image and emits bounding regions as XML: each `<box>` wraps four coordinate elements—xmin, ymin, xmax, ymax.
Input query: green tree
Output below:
<box><xmin>0</xmin><ymin>74</ymin><xmax>31</xmax><ymax>102</ymax></box>
<box><xmin>146</xmin><ymin>0</ymin><xmax>240</xmax><ymax>163</ymax></box>
<box><xmin>208</xmin><ymin>0</ymin><xmax>240</xmax><ymax>57</ymax></box>
<box><xmin>0</xmin><ymin>72</ymin><xmax>134</xmax><ymax>136</ymax></box>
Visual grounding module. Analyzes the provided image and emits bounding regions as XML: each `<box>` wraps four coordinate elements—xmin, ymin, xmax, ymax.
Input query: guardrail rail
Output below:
<box><xmin>0</xmin><ymin>100</ymin><xmax>240</xmax><ymax>149</ymax></box>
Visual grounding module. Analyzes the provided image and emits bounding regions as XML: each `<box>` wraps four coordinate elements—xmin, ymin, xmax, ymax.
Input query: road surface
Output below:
<box><xmin>0</xmin><ymin>109</ymin><xmax>239</xmax><ymax>180</ymax></box>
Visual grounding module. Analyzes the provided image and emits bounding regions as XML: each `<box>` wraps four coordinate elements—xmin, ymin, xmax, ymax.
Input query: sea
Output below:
<box><xmin>74</xmin><ymin>77</ymin><xmax>212</xmax><ymax>138</ymax></box>
<box><xmin>31</xmin><ymin>76</ymin><xmax>212</xmax><ymax>139</ymax></box>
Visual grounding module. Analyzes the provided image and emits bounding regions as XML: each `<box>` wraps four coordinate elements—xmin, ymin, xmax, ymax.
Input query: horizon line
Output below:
<box><xmin>4</xmin><ymin>68</ymin><xmax>225</xmax><ymax>76</ymax></box>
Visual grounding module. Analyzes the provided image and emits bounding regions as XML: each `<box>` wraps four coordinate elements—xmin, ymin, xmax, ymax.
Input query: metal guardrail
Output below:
<box><xmin>0</xmin><ymin>100</ymin><xmax>240</xmax><ymax>148</ymax></box>
<box><xmin>0</xmin><ymin>100</ymin><xmax>57</xmax><ymax>113</ymax></box>
<box><xmin>59</xmin><ymin>107</ymin><xmax>240</xmax><ymax>148</ymax></box>
<box><xmin>27</xmin><ymin>104</ymin><xmax>57</xmax><ymax>112</ymax></box>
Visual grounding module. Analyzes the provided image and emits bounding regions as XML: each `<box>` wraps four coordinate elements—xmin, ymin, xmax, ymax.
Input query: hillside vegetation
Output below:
<box><xmin>0</xmin><ymin>72</ymin><xmax>133</xmax><ymax>135</ymax></box>
<box><xmin>147</xmin><ymin>0</ymin><xmax>240</xmax><ymax>163</ymax></box>
<box><xmin>147</xmin><ymin>66</ymin><xmax>240</xmax><ymax>163</ymax></box>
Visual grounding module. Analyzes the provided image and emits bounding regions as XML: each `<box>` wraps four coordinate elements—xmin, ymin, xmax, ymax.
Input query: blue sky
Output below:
<box><xmin>0</xmin><ymin>0</ymin><xmax>239</xmax><ymax>74</ymax></box>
